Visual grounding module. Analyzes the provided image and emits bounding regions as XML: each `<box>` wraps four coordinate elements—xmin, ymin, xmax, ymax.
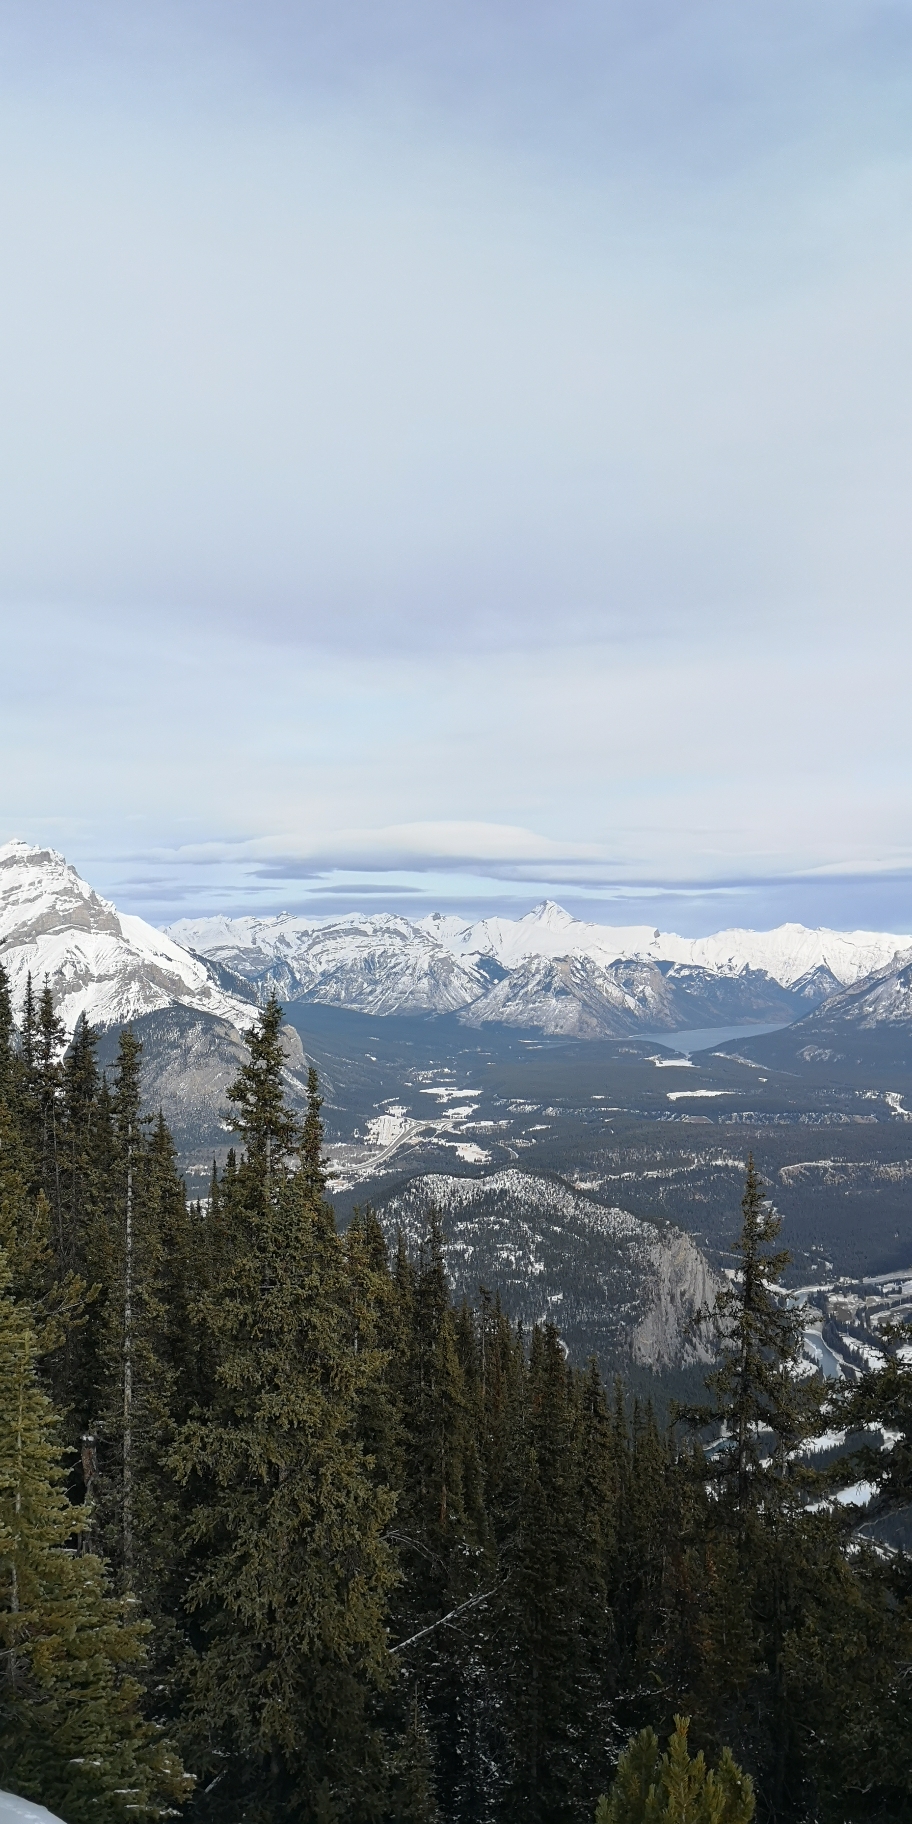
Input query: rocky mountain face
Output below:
<box><xmin>375</xmin><ymin>1168</ymin><xmax>719</xmax><ymax>1374</ymax></box>
<box><xmin>0</xmin><ymin>842</ymin><xmax>309</xmax><ymax>1174</ymax></box>
<box><xmin>0</xmin><ymin>840</ymin><xmax>254</xmax><ymax>1034</ymax></box>
<box><xmin>172</xmin><ymin>900</ymin><xmax>910</xmax><ymax>1036</ymax></box>
<box><xmin>735</xmin><ymin>947</ymin><xmax>912</xmax><ymax>1077</ymax></box>
<box><xmin>807</xmin><ymin>949</ymin><xmax>912</xmax><ymax>1028</ymax></box>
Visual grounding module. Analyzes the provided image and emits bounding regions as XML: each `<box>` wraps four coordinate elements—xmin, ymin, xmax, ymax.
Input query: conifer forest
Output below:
<box><xmin>2</xmin><ymin>965</ymin><xmax>912</xmax><ymax>1824</ymax></box>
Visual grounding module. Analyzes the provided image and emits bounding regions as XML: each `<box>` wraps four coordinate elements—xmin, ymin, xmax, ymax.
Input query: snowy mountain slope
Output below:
<box><xmin>420</xmin><ymin>902</ymin><xmax>662</xmax><ymax>969</ymax></box>
<box><xmin>794</xmin><ymin>948</ymin><xmax>912</xmax><ymax>1031</ymax></box>
<box><xmin>173</xmin><ymin>902</ymin><xmax>911</xmax><ymax>1031</ymax></box>
<box><xmin>458</xmin><ymin>953</ymin><xmax>802</xmax><ymax>1037</ymax></box>
<box><xmin>0</xmin><ymin>841</ymin><xmax>255</xmax><ymax>1034</ymax></box>
<box><xmin>376</xmin><ymin>1169</ymin><xmax>718</xmax><ymax>1372</ymax></box>
<box><xmin>656</xmin><ymin>922</ymin><xmax>910</xmax><ymax>989</ymax></box>
<box><xmin>458</xmin><ymin>953</ymin><xmax>677</xmax><ymax>1038</ymax></box>
<box><xmin>169</xmin><ymin>909</ymin><xmax>488</xmax><ymax>1014</ymax></box>
<box><xmin>424</xmin><ymin>903</ymin><xmax>911</xmax><ymax>989</ymax></box>
<box><xmin>5</xmin><ymin>838</ymin><xmax>906</xmax><ymax>1053</ymax></box>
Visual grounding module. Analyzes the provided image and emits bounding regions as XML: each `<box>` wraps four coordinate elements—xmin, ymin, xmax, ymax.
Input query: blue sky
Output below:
<box><xmin>2</xmin><ymin>2</ymin><xmax>912</xmax><ymax>931</ymax></box>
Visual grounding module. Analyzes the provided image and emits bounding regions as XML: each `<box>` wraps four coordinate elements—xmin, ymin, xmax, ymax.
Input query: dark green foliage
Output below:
<box><xmin>699</xmin><ymin>1155</ymin><xmax>822</xmax><ymax>1504</ymax></box>
<box><xmin>0</xmin><ymin>1237</ymin><xmax>189</xmax><ymax>1819</ymax></box>
<box><xmin>225</xmin><ymin>994</ymin><xmax>299</xmax><ymax>1184</ymax></box>
<box><xmin>172</xmin><ymin>1005</ymin><xmax>397</xmax><ymax>1823</ymax></box>
<box><xmin>2</xmin><ymin>979</ymin><xmax>912</xmax><ymax>1824</ymax></box>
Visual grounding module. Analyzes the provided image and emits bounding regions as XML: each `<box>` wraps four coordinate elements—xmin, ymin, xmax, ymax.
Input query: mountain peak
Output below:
<box><xmin>0</xmin><ymin>841</ymin><xmax>253</xmax><ymax>1034</ymax></box>
<box><xmin>524</xmin><ymin>900</ymin><xmax>576</xmax><ymax>928</ymax></box>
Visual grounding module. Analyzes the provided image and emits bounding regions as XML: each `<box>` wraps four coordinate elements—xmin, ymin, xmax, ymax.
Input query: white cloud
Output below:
<box><xmin>0</xmin><ymin>4</ymin><xmax>910</xmax><ymax>927</ymax></box>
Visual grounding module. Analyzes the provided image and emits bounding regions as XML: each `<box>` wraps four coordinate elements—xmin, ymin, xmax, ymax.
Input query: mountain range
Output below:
<box><xmin>170</xmin><ymin>897</ymin><xmax>912</xmax><ymax>1037</ymax></box>
<box><xmin>3</xmin><ymin>840</ymin><xmax>912</xmax><ymax>1047</ymax></box>
<box><xmin>3</xmin><ymin>838</ymin><xmax>912</xmax><ymax>1369</ymax></box>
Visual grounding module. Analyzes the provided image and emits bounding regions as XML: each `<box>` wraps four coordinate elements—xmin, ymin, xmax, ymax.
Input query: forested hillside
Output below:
<box><xmin>1</xmin><ymin>964</ymin><xmax>911</xmax><ymax>1822</ymax></box>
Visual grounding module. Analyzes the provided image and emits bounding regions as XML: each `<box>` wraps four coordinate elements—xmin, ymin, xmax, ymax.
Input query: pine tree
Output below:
<box><xmin>675</xmin><ymin>1161</ymin><xmax>829</xmax><ymax>1810</ymax></box>
<box><xmin>389</xmin><ymin>1212</ymin><xmax>493</xmax><ymax>1817</ymax></box>
<box><xmin>59</xmin><ymin>1014</ymin><xmax>102</xmax><ymax>1278</ymax></box>
<box><xmin>497</xmin><ymin>1326</ymin><xmax>613</xmax><ymax>1824</ymax></box>
<box><xmin>700</xmin><ymin>1157</ymin><xmax>820</xmax><ymax>1508</ymax></box>
<box><xmin>0</xmin><ymin>1254</ymin><xmax>191</xmax><ymax>1821</ymax></box>
<box><xmin>19</xmin><ymin>974</ymin><xmax>36</xmax><ymax>1078</ymax></box>
<box><xmin>35</xmin><ymin>980</ymin><xmax>66</xmax><ymax>1253</ymax></box>
<box><xmin>173</xmin><ymin>1004</ymin><xmax>396</xmax><ymax>1821</ymax></box>
<box><xmin>595</xmin><ymin>1717</ymin><xmax>754</xmax><ymax>1824</ymax></box>
<box><xmin>224</xmin><ymin>994</ymin><xmax>299</xmax><ymax>1190</ymax></box>
<box><xmin>0</xmin><ymin>962</ymin><xmax>16</xmax><ymax>1110</ymax></box>
<box><xmin>301</xmin><ymin>1064</ymin><xmax>329</xmax><ymax>1205</ymax></box>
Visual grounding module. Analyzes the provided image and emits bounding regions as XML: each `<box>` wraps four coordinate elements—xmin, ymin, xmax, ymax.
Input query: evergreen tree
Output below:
<box><xmin>675</xmin><ymin>1161</ymin><xmax>830</xmax><ymax>1810</ymax></box>
<box><xmin>496</xmin><ymin>1326</ymin><xmax>613</xmax><ymax>1824</ymax></box>
<box><xmin>595</xmin><ymin>1718</ymin><xmax>754</xmax><ymax>1824</ymax></box>
<box><xmin>0</xmin><ymin>962</ymin><xmax>16</xmax><ymax>1109</ymax></box>
<box><xmin>173</xmin><ymin>1003</ymin><xmax>396</xmax><ymax>1822</ymax></box>
<box><xmin>35</xmin><ymin>980</ymin><xmax>66</xmax><ymax>1251</ymax></box>
<box><xmin>0</xmin><ymin>1254</ymin><xmax>190</xmax><ymax>1821</ymax></box>
<box><xmin>59</xmin><ymin>1014</ymin><xmax>102</xmax><ymax>1277</ymax></box>
<box><xmin>700</xmin><ymin>1157</ymin><xmax>820</xmax><ymax>1508</ymax></box>
<box><xmin>301</xmin><ymin>1064</ymin><xmax>329</xmax><ymax>1205</ymax></box>
<box><xmin>224</xmin><ymin>995</ymin><xmax>299</xmax><ymax>1188</ymax></box>
<box><xmin>390</xmin><ymin>1213</ymin><xmax>492</xmax><ymax>1817</ymax></box>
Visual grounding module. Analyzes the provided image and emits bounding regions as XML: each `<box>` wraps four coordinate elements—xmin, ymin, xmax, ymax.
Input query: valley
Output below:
<box><xmin>4</xmin><ymin>839</ymin><xmax>912</xmax><ymax>1383</ymax></box>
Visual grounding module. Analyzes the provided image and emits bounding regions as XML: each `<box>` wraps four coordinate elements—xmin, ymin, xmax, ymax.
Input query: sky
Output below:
<box><xmin>2</xmin><ymin>0</ymin><xmax>912</xmax><ymax>933</ymax></box>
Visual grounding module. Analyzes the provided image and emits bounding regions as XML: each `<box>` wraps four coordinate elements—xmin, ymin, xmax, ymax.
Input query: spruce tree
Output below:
<box><xmin>173</xmin><ymin>1003</ymin><xmax>396</xmax><ymax>1821</ymax></box>
<box><xmin>224</xmin><ymin>994</ymin><xmax>299</xmax><ymax>1187</ymax></box>
<box><xmin>0</xmin><ymin>1255</ymin><xmax>190</xmax><ymax>1821</ymax></box>
<box><xmin>35</xmin><ymin>980</ymin><xmax>66</xmax><ymax>1253</ymax></box>
<box><xmin>701</xmin><ymin>1157</ymin><xmax>820</xmax><ymax>1507</ymax></box>
<box><xmin>497</xmin><ymin>1326</ymin><xmax>613</xmax><ymax>1824</ymax></box>
<box><xmin>676</xmin><ymin>1161</ymin><xmax>829</xmax><ymax>1810</ymax></box>
<box><xmin>0</xmin><ymin>962</ymin><xmax>16</xmax><ymax>1109</ymax></box>
<box><xmin>595</xmin><ymin>1717</ymin><xmax>754</xmax><ymax>1824</ymax></box>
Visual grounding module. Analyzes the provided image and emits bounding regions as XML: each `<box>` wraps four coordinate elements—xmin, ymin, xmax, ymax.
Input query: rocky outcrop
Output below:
<box><xmin>632</xmin><ymin>1228</ymin><xmax>718</xmax><ymax>1369</ymax></box>
<box><xmin>375</xmin><ymin>1168</ymin><xmax>719</xmax><ymax>1375</ymax></box>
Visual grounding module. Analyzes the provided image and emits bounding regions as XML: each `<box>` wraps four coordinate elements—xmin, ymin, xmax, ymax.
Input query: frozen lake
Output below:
<box><xmin>641</xmin><ymin>1021</ymin><xmax>791</xmax><ymax>1057</ymax></box>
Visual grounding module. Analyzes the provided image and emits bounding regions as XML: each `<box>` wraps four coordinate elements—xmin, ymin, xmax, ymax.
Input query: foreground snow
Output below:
<box><xmin>0</xmin><ymin>1794</ymin><xmax>67</xmax><ymax>1824</ymax></box>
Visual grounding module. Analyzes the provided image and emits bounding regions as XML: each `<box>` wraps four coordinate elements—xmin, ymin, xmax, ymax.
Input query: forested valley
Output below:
<box><xmin>2</xmin><ymin>965</ymin><xmax>912</xmax><ymax>1824</ymax></box>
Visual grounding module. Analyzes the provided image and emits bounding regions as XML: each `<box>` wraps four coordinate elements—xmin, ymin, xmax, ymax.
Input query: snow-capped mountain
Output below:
<box><xmin>423</xmin><ymin>902</ymin><xmax>910</xmax><ymax>990</ymax></box>
<box><xmin>794</xmin><ymin>948</ymin><xmax>912</xmax><ymax>1031</ymax></box>
<box><xmin>170</xmin><ymin>901</ymin><xmax>912</xmax><ymax>1034</ymax></box>
<box><xmin>4</xmin><ymin>840</ymin><xmax>910</xmax><ymax>1047</ymax></box>
<box><xmin>0</xmin><ymin>841</ymin><xmax>254</xmax><ymax>1034</ymax></box>
<box><xmin>167</xmin><ymin>910</ymin><xmax>489</xmax><ymax>1016</ymax></box>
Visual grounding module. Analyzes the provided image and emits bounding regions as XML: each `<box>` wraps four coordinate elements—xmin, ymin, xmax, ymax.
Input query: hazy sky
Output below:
<box><xmin>2</xmin><ymin>1</ymin><xmax>912</xmax><ymax>931</ymax></box>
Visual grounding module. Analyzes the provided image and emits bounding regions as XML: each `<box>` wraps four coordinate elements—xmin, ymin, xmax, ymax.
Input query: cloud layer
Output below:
<box><xmin>1</xmin><ymin>3</ymin><xmax>910</xmax><ymax>928</ymax></box>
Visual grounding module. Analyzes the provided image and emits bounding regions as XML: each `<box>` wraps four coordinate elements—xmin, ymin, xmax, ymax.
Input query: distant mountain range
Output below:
<box><xmin>169</xmin><ymin>896</ymin><xmax>912</xmax><ymax>1038</ymax></box>
<box><xmin>4</xmin><ymin>839</ymin><xmax>912</xmax><ymax>1371</ymax></box>
<box><xmin>3</xmin><ymin>841</ymin><xmax>912</xmax><ymax>1047</ymax></box>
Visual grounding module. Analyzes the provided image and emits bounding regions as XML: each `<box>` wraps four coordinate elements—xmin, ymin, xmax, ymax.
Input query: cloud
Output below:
<box><xmin>0</xmin><ymin>5</ymin><xmax>910</xmax><ymax>930</ymax></box>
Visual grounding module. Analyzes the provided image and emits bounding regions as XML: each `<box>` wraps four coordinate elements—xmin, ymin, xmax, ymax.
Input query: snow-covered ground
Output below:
<box><xmin>0</xmin><ymin>1793</ymin><xmax>67</xmax><ymax>1824</ymax></box>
